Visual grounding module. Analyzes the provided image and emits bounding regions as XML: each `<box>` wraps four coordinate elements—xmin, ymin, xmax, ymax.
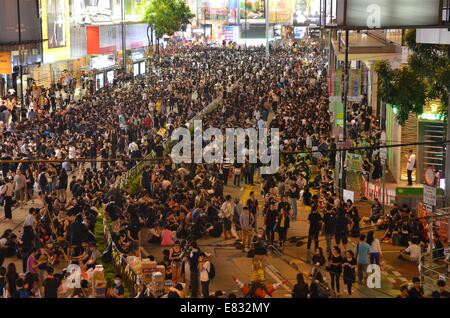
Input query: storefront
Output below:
<box><xmin>90</xmin><ymin>54</ymin><xmax>118</xmax><ymax>90</ymax></box>
<box><xmin>130</xmin><ymin>49</ymin><xmax>146</xmax><ymax>77</ymax></box>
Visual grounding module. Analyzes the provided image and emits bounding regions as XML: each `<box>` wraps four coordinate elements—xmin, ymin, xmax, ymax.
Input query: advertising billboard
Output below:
<box><xmin>293</xmin><ymin>0</ymin><xmax>321</xmax><ymax>26</ymax></box>
<box><xmin>42</xmin><ymin>0</ymin><xmax>71</xmax><ymax>63</ymax></box>
<box><xmin>205</xmin><ymin>0</ymin><xmax>228</xmax><ymax>20</ymax></box>
<box><xmin>269</xmin><ymin>0</ymin><xmax>295</xmax><ymax>23</ymax></box>
<box><xmin>240</xmin><ymin>0</ymin><xmax>265</xmax><ymax>23</ymax></box>
<box><xmin>47</xmin><ymin>0</ymin><xmax>67</xmax><ymax>48</ymax></box>
<box><xmin>293</xmin><ymin>26</ymin><xmax>306</xmax><ymax>39</ymax></box>
<box><xmin>0</xmin><ymin>0</ymin><xmax>42</xmax><ymax>44</ymax></box>
<box><xmin>71</xmin><ymin>0</ymin><xmax>121</xmax><ymax>24</ymax></box>
<box><xmin>336</xmin><ymin>0</ymin><xmax>442</xmax><ymax>29</ymax></box>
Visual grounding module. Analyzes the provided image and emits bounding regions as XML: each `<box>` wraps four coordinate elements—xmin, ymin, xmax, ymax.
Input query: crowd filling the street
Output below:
<box><xmin>0</xmin><ymin>42</ymin><xmax>449</xmax><ymax>299</ymax></box>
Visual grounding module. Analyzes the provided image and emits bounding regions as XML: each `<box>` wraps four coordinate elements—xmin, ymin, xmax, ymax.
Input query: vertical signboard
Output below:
<box><xmin>0</xmin><ymin>52</ymin><xmax>12</xmax><ymax>74</ymax></box>
<box><xmin>47</xmin><ymin>0</ymin><xmax>67</xmax><ymax>48</ymax></box>
<box><xmin>42</xmin><ymin>0</ymin><xmax>71</xmax><ymax>63</ymax></box>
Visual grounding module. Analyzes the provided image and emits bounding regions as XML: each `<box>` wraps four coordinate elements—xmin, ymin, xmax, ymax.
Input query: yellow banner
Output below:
<box><xmin>269</xmin><ymin>0</ymin><xmax>295</xmax><ymax>23</ymax></box>
<box><xmin>0</xmin><ymin>52</ymin><xmax>12</xmax><ymax>75</ymax></box>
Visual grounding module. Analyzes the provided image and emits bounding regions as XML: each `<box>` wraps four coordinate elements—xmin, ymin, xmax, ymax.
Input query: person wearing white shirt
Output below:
<box><xmin>367</xmin><ymin>231</ymin><xmax>382</xmax><ymax>266</ymax></box>
<box><xmin>257</xmin><ymin>118</ymin><xmax>265</xmax><ymax>131</ymax></box>
<box><xmin>23</xmin><ymin>208</ymin><xmax>37</xmax><ymax>227</ymax></box>
<box><xmin>198</xmin><ymin>253</ymin><xmax>211</xmax><ymax>298</ymax></box>
<box><xmin>406</xmin><ymin>149</ymin><xmax>416</xmax><ymax>186</ymax></box>
<box><xmin>128</xmin><ymin>141</ymin><xmax>139</xmax><ymax>153</ymax></box>
<box><xmin>399</xmin><ymin>241</ymin><xmax>421</xmax><ymax>263</ymax></box>
<box><xmin>254</xmin><ymin>109</ymin><xmax>260</xmax><ymax>121</ymax></box>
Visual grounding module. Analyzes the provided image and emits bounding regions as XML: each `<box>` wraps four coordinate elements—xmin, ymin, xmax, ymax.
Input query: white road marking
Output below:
<box><xmin>387</xmin><ymin>277</ymin><xmax>397</xmax><ymax>284</ymax></box>
<box><xmin>392</xmin><ymin>271</ymin><xmax>403</xmax><ymax>277</ymax></box>
<box><xmin>265</xmin><ymin>267</ymin><xmax>291</xmax><ymax>292</ymax></box>
<box><xmin>399</xmin><ymin>277</ymin><xmax>408</xmax><ymax>282</ymax></box>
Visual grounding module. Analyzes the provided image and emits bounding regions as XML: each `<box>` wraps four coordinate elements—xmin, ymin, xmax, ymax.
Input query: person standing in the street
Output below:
<box><xmin>246</xmin><ymin>191</ymin><xmax>259</xmax><ymax>230</ymax></box>
<box><xmin>1</xmin><ymin>177</ymin><xmax>14</xmax><ymax>219</ymax></box>
<box><xmin>355</xmin><ymin>234</ymin><xmax>370</xmax><ymax>284</ymax></box>
<box><xmin>307</xmin><ymin>203</ymin><xmax>322</xmax><ymax>252</ymax></box>
<box><xmin>323</xmin><ymin>200</ymin><xmax>336</xmax><ymax>257</ymax></box>
<box><xmin>198</xmin><ymin>253</ymin><xmax>211</xmax><ymax>298</ymax></box>
<box><xmin>240</xmin><ymin>207</ymin><xmax>255</xmax><ymax>252</ymax></box>
<box><xmin>220</xmin><ymin>195</ymin><xmax>234</xmax><ymax>240</ymax></box>
<box><xmin>406</xmin><ymin>149</ymin><xmax>416</xmax><ymax>186</ymax></box>
<box><xmin>188</xmin><ymin>242</ymin><xmax>201</xmax><ymax>298</ymax></box>
<box><xmin>265</xmin><ymin>201</ymin><xmax>278</xmax><ymax>245</ymax></box>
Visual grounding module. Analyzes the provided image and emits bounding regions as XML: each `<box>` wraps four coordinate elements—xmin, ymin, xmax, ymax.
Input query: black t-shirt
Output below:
<box><xmin>308</xmin><ymin>212</ymin><xmax>322</xmax><ymax>231</ymax></box>
<box><xmin>44</xmin><ymin>277</ymin><xmax>59</xmax><ymax>298</ymax></box>
<box><xmin>292</xmin><ymin>282</ymin><xmax>309</xmax><ymax>298</ymax></box>
<box><xmin>266</xmin><ymin>209</ymin><xmax>278</xmax><ymax>226</ymax></box>
<box><xmin>329</xmin><ymin>255</ymin><xmax>344</xmax><ymax>273</ymax></box>
<box><xmin>407</xmin><ymin>287</ymin><xmax>424</xmax><ymax>298</ymax></box>
<box><xmin>323</xmin><ymin>212</ymin><xmax>336</xmax><ymax>234</ymax></box>
<box><xmin>335</xmin><ymin>214</ymin><xmax>350</xmax><ymax>233</ymax></box>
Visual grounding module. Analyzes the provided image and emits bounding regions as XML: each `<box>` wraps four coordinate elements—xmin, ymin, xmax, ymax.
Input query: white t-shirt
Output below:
<box><xmin>405</xmin><ymin>244</ymin><xmax>421</xmax><ymax>260</ymax></box>
<box><xmin>24</xmin><ymin>214</ymin><xmax>36</xmax><ymax>227</ymax></box>
<box><xmin>200</xmin><ymin>261</ymin><xmax>211</xmax><ymax>282</ymax></box>
<box><xmin>407</xmin><ymin>154</ymin><xmax>416</xmax><ymax>171</ymax></box>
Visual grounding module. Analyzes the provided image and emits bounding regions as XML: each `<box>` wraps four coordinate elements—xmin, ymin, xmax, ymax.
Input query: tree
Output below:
<box><xmin>142</xmin><ymin>0</ymin><xmax>194</xmax><ymax>53</ymax></box>
<box><xmin>375</xmin><ymin>30</ymin><xmax>450</xmax><ymax>125</ymax></box>
<box><xmin>374</xmin><ymin>60</ymin><xmax>426</xmax><ymax>125</ymax></box>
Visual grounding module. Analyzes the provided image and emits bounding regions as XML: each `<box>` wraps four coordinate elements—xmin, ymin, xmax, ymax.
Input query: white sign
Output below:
<box><xmin>423</xmin><ymin>185</ymin><xmax>437</xmax><ymax>206</ymax></box>
<box><xmin>367</xmin><ymin>264</ymin><xmax>381</xmax><ymax>289</ymax></box>
<box><xmin>343</xmin><ymin>189</ymin><xmax>354</xmax><ymax>203</ymax></box>
<box><xmin>337</xmin><ymin>0</ymin><xmax>442</xmax><ymax>29</ymax></box>
<box><xmin>380</xmin><ymin>148</ymin><xmax>387</xmax><ymax>165</ymax></box>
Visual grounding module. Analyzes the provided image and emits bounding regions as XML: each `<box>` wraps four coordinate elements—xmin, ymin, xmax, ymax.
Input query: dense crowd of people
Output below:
<box><xmin>0</xmin><ymin>41</ymin><xmax>448</xmax><ymax>299</ymax></box>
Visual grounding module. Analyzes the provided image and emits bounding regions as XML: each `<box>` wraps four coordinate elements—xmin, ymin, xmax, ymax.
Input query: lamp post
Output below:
<box><xmin>16</xmin><ymin>0</ymin><xmax>24</xmax><ymax>107</ymax></box>
<box><xmin>340</xmin><ymin>29</ymin><xmax>349</xmax><ymax>199</ymax></box>
<box><xmin>121</xmin><ymin>0</ymin><xmax>126</xmax><ymax>74</ymax></box>
<box><xmin>265</xmin><ymin>0</ymin><xmax>269</xmax><ymax>57</ymax></box>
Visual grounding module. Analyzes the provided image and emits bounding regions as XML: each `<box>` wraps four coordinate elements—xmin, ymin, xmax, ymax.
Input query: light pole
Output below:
<box><xmin>340</xmin><ymin>29</ymin><xmax>349</xmax><ymax>199</ymax></box>
<box><xmin>121</xmin><ymin>0</ymin><xmax>126</xmax><ymax>74</ymax></box>
<box><xmin>16</xmin><ymin>0</ymin><xmax>24</xmax><ymax>107</ymax></box>
<box><xmin>265</xmin><ymin>0</ymin><xmax>269</xmax><ymax>57</ymax></box>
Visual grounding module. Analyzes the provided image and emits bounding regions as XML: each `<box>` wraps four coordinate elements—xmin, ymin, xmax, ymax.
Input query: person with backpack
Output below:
<box><xmin>198</xmin><ymin>252</ymin><xmax>212</xmax><ymax>298</ymax></box>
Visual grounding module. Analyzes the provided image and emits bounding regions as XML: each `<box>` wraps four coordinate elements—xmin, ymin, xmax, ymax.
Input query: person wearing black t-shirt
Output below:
<box><xmin>407</xmin><ymin>277</ymin><xmax>424</xmax><ymax>298</ymax></box>
<box><xmin>322</xmin><ymin>203</ymin><xmax>336</xmax><ymax>256</ymax></box>
<box><xmin>328</xmin><ymin>246</ymin><xmax>343</xmax><ymax>295</ymax></box>
<box><xmin>43</xmin><ymin>267</ymin><xmax>59</xmax><ymax>298</ymax></box>
<box><xmin>292</xmin><ymin>273</ymin><xmax>309</xmax><ymax>298</ymax></box>
<box><xmin>307</xmin><ymin>204</ymin><xmax>322</xmax><ymax>251</ymax></box>
<box><xmin>335</xmin><ymin>209</ymin><xmax>350</xmax><ymax>251</ymax></box>
<box><xmin>342</xmin><ymin>250</ymin><xmax>357</xmax><ymax>297</ymax></box>
<box><xmin>265</xmin><ymin>202</ymin><xmax>278</xmax><ymax>245</ymax></box>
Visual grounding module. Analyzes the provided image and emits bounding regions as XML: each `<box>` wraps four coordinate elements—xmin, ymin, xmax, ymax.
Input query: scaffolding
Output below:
<box><xmin>419</xmin><ymin>207</ymin><xmax>450</xmax><ymax>295</ymax></box>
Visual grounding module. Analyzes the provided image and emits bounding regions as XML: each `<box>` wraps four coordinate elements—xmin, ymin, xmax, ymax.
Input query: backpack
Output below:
<box><xmin>207</xmin><ymin>263</ymin><xmax>216</xmax><ymax>280</ymax></box>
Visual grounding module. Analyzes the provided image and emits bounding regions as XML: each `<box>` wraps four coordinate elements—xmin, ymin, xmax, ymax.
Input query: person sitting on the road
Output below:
<box><xmin>431</xmin><ymin>280</ymin><xmax>450</xmax><ymax>298</ymax></box>
<box><xmin>398</xmin><ymin>240</ymin><xmax>422</xmax><ymax>263</ymax></box>
<box><xmin>365</xmin><ymin>198</ymin><xmax>382</xmax><ymax>224</ymax></box>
